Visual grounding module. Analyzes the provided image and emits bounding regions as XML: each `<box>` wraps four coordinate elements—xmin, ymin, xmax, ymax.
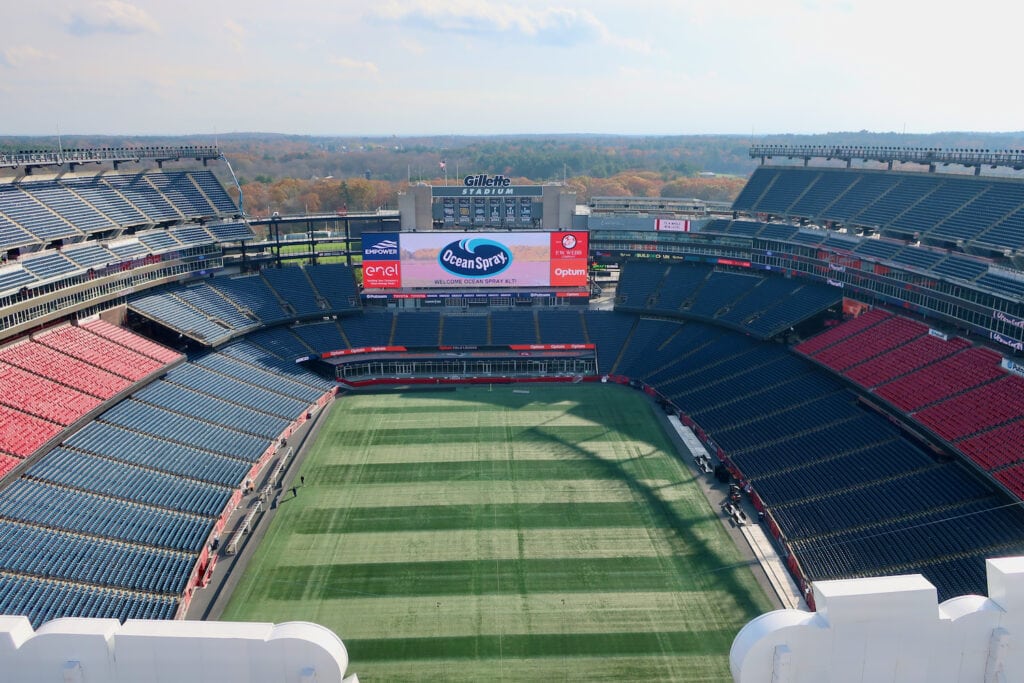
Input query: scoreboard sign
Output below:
<box><xmin>362</xmin><ymin>231</ymin><xmax>589</xmax><ymax>290</ymax></box>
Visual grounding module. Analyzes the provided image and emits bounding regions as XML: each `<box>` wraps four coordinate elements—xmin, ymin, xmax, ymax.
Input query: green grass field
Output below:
<box><xmin>222</xmin><ymin>384</ymin><xmax>772</xmax><ymax>681</ymax></box>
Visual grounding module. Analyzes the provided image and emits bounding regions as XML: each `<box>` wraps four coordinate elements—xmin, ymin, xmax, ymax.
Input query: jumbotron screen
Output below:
<box><xmin>362</xmin><ymin>231</ymin><xmax>589</xmax><ymax>289</ymax></box>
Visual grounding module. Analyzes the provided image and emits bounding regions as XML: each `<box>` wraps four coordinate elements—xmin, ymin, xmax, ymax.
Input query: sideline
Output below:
<box><xmin>652</xmin><ymin>397</ymin><xmax>806</xmax><ymax>612</ymax></box>
<box><xmin>186</xmin><ymin>398</ymin><xmax>336</xmax><ymax>621</ymax></box>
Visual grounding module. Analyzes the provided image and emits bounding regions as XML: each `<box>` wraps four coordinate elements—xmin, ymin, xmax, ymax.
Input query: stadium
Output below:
<box><xmin>2</xmin><ymin>144</ymin><xmax>1024</xmax><ymax>680</ymax></box>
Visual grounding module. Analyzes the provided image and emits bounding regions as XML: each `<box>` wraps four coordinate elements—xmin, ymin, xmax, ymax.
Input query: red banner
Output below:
<box><xmin>321</xmin><ymin>346</ymin><xmax>408</xmax><ymax>359</ymax></box>
<box><xmin>508</xmin><ymin>343</ymin><xmax>595</xmax><ymax>351</ymax></box>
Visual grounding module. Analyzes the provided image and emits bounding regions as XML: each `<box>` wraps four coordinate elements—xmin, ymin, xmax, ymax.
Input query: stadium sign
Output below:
<box><xmin>464</xmin><ymin>174</ymin><xmax>511</xmax><ymax>187</ymax></box>
<box><xmin>431</xmin><ymin>181</ymin><xmax>543</xmax><ymax>198</ymax></box>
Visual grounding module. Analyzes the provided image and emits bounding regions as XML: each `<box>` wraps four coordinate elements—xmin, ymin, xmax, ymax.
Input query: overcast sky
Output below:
<box><xmin>2</xmin><ymin>0</ymin><xmax>1022</xmax><ymax>137</ymax></box>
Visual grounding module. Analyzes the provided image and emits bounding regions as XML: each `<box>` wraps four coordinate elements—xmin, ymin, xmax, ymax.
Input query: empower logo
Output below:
<box><xmin>363</xmin><ymin>233</ymin><xmax>400</xmax><ymax>260</ymax></box>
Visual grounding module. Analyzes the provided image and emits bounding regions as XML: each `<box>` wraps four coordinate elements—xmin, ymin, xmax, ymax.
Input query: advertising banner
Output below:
<box><xmin>362</xmin><ymin>231</ymin><xmax>589</xmax><ymax>289</ymax></box>
<box><xmin>443</xmin><ymin>198</ymin><xmax>455</xmax><ymax>225</ymax></box>
<box><xmin>655</xmin><ymin>218</ymin><xmax>691</xmax><ymax>232</ymax></box>
<box><xmin>361</xmin><ymin>232</ymin><xmax>401</xmax><ymax>288</ymax></box>
<box><xmin>458</xmin><ymin>198</ymin><xmax>471</xmax><ymax>225</ymax></box>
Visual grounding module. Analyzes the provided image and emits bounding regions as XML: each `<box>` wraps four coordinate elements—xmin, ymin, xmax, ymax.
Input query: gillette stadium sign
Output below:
<box><xmin>361</xmin><ymin>231</ymin><xmax>588</xmax><ymax>289</ymax></box>
<box><xmin>431</xmin><ymin>174</ymin><xmax>543</xmax><ymax>197</ymax></box>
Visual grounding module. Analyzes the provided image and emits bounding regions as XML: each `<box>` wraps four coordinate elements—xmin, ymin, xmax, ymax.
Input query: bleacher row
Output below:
<box><xmin>0</xmin><ymin>331</ymin><xmax>335</xmax><ymax>627</ymax></box>
<box><xmin>730</xmin><ymin>166</ymin><xmax>1024</xmax><ymax>253</ymax></box>
<box><xmin>0</xmin><ymin>319</ymin><xmax>182</xmax><ymax>465</ymax></box>
<box><xmin>614</xmin><ymin>261</ymin><xmax>841</xmax><ymax>339</ymax></box>
<box><xmin>127</xmin><ymin>264</ymin><xmax>360</xmax><ymax>344</ymax></box>
<box><xmin>699</xmin><ymin>219</ymin><xmax>1016</xmax><ymax>292</ymax></box>
<box><xmin>794</xmin><ymin>311</ymin><xmax>1024</xmax><ymax>499</ymax></box>
<box><xmin>0</xmin><ymin>170</ymin><xmax>238</xmax><ymax>252</ymax></box>
<box><xmin>0</xmin><ymin>220</ymin><xmax>254</xmax><ymax>299</ymax></box>
<box><xmin>242</xmin><ymin>309</ymin><xmax>641</xmax><ymax>376</ymax></box>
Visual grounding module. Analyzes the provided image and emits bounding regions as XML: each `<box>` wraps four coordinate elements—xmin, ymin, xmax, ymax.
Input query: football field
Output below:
<box><xmin>222</xmin><ymin>383</ymin><xmax>772</xmax><ymax>681</ymax></box>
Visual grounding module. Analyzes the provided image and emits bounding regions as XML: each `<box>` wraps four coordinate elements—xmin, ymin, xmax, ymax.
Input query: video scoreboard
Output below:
<box><xmin>362</xmin><ymin>231</ymin><xmax>590</xmax><ymax>290</ymax></box>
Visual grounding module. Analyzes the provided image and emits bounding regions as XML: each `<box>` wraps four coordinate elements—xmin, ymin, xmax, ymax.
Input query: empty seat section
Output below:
<box><xmin>99</xmin><ymin>399</ymin><xmax>269</xmax><ymax>462</ymax></box>
<box><xmin>217</xmin><ymin>341</ymin><xmax>336</xmax><ymax>392</ymax></box>
<box><xmin>144</xmin><ymin>172</ymin><xmax>216</xmax><ymax>217</ymax></box>
<box><xmin>34</xmin><ymin>325</ymin><xmax>166</xmax><ymax>381</ymax></box>
<box><xmin>392</xmin><ymin>311</ymin><xmax>441</xmax><ymax>346</ymax></box>
<box><xmin>303</xmin><ymin>264</ymin><xmax>359</xmax><ymax>311</ymax></box>
<box><xmin>0</xmin><ymin>185</ymin><xmax>81</xmax><ymax>242</ymax></box>
<box><xmin>291</xmin><ymin>321</ymin><xmax>347</xmax><ymax>352</ymax></box>
<box><xmin>129</xmin><ymin>289</ymin><xmax>232</xmax><ymax>344</ymax></box>
<box><xmin>616</xmin><ymin>261</ymin><xmax>667</xmax><ymax>308</ymax></box>
<box><xmin>188</xmin><ymin>170</ymin><xmax>240</xmax><ymax>214</ymax></box>
<box><xmin>440</xmin><ymin>314</ymin><xmax>489</xmax><ymax>346</ymax></box>
<box><xmin>0</xmin><ymin>520</ymin><xmax>194</xmax><ymax>595</ymax></box>
<box><xmin>686</xmin><ymin>271</ymin><xmax>764</xmax><ymax>318</ymax></box>
<box><xmin>915</xmin><ymin>376</ymin><xmax>1024</xmax><ymax>441</ymax></box>
<box><xmin>582</xmin><ymin>311</ymin><xmax>635</xmax><ymax>374</ymax></box>
<box><xmin>0</xmin><ymin>478</ymin><xmax>212</xmax><ymax>552</ymax></box>
<box><xmin>0</xmin><ymin>339</ymin><xmax>129</xmax><ymax>398</ymax></box>
<box><xmin>958</xmin><ymin>420</ymin><xmax>1024</xmax><ymax>471</ymax></box>
<box><xmin>102</xmin><ymin>174</ymin><xmax>181</xmax><ymax>222</ymax></box>
<box><xmin>28</xmin><ymin>448</ymin><xmax>230</xmax><ymax>518</ymax></box>
<box><xmin>649</xmin><ymin>264</ymin><xmax>711</xmax><ymax>312</ymax></box>
<box><xmin>207</xmin><ymin>221</ymin><xmax>254</xmax><ymax>242</ymax></box>
<box><xmin>794</xmin><ymin>309</ymin><xmax>892</xmax><ymax>355</ymax></box>
<box><xmin>338</xmin><ymin>312</ymin><xmax>394</xmax><ymax>348</ymax></box>
<box><xmin>0</xmin><ymin>361</ymin><xmax>100</xmax><ymax>424</ymax></box>
<box><xmin>80</xmin><ymin>318</ymin><xmax>182</xmax><ymax>363</ymax></box>
<box><xmin>536</xmin><ymin>310</ymin><xmax>586</xmax><ymax>343</ymax></box>
<box><xmin>812</xmin><ymin>316</ymin><xmax>925</xmax><ymax>372</ymax></box>
<box><xmin>65</xmin><ymin>421</ymin><xmax>249</xmax><ymax>488</ymax></box>
<box><xmin>490</xmin><ymin>310</ymin><xmax>539</xmax><ymax>345</ymax></box>
<box><xmin>0</xmin><ymin>403</ymin><xmax>63</xmax><ymax>458</ymax></box>
<box><xmin>173</xmin><ymin>284</ymin><xmax>258</xmax><ymax>332</ymax></box>
<box><xmin>261</xmin><ymin>267</ymin><xmax>322</xmax><ymax>317</ymax></box>
<box><xmin>136</xmin><ymin>380</ymin><xmax>289</xmax><ymax>439</ymax></box>
<box><xmin>164</xmin><ymin>363</ymin><xmax>307</xmax><ymax>418</ymax></box>
<box><xmin>19</xmin><ymin>182</ymin><xmax>115</xmax><ymax>234</ymax></box>
<box><xmin>59</xmin><ymin>176</ymin><xmax>148</xmax><ymax>226</ymax></box>
<box><xmin>194</xmin><ymin>352</ymin><xmax>324</xmax><ymax>403</ymax></box>
<box><xmin>845</xmin><ymin>332</ymin><xmax>969</xmax><ymax>388</ymax></box>
<box><xmin>875</xmin><ymin>346</ymin><xmax>1005</xmax><ymax>411</ymax></box>
<box><xmin>208</xmin><ymin>275</ymin><xmax>289</xmax><ymax>323</ymax></box>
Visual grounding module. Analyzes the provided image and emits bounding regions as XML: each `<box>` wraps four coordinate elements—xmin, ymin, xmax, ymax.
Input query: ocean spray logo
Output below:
<box><xmin>364</xmin><ymin>238</ymin><xmax>398</xmax><ymax>257</ymax></box>
<box><xmin>437</xmin><ymin>238</ymin><xmax>512</xmax><ymax>278</ymax></box>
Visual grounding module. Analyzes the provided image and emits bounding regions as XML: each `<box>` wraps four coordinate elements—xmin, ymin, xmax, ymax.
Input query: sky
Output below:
<box><xmin>2</xmin><ymin>0</ymin><xmax>1023</xmax><ymax>137</ymax></box>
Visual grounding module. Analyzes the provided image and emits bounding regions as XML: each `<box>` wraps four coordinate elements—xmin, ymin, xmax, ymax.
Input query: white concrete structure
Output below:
<box><xmin>0</xmin><ymin>616</ymin><xmax>357</xmax><ymax>683</ymax></box>
<box><xmin>731</xmin><ymin>556</ymin><xmax>1024</xmax><ymax>682</ymax></box>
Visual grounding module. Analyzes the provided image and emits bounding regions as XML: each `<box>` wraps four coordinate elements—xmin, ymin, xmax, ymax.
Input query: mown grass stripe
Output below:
<box><xmin>292</xmin><ymin>501</ymin><xmax>669</xmax><ymax>535</ymax></box>
<box><xmin>345</xmin><ymin>629</ymin><xmax>737</xmax><ymax>661</ymax></box>
<box><xmin>314</xmin><ymin>457</ymin><xmax>683</xmax><ymax>485</ymax></box>
<box><xmin>261</xmin><ymin>556</ymin><xmax>720</xmax><ymax>600</ymax></box>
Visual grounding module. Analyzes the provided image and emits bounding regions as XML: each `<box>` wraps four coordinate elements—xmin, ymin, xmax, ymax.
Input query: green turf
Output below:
<box><xmin>222</xmin><ymin>384</ymin><xmax>772</xmax><ymax>681</ymax></box>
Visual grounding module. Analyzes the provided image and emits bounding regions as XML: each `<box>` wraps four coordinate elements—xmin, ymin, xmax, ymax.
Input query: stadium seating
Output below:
<box><xmin>0</xmin><ymin>403</ymin><xmax>63</xmax><ymax>458</ymax></box>
<box><xmin>440</xmin><ymin>313</ymin><xmax>490</xmax><ymax>347</ymax></box>
<box><xmin>303</xmin><ymin>264</ymin><xmax>360</xmax><ymax>311</ymax></box>
<box><xmin>874</xmin><ymin>346</ymin><xmax>1005</xmax><ymax>412</ymax></box>
<box><xmin>393</xmin><ymin>311</ymin><xmax>442</xmax><ymax>346</ymax></box>
<box><xmin>0</xmin><ymin>338</ymin><xmax>129</xmax><ymax>398</ymax></box>
<box><xmin>260</xmin><ymin>267</ymin><xmax>323</xmax><ymax>317</ymax></box>
<box><xmin>732</xmin><ymin>166</ymin><xmax>1024</xmax><ymax>253</ymax></box>
<box><xmin>810</xmin><ymin>316</ymin><xmax>927</xmax><ymax>372</ymax></box>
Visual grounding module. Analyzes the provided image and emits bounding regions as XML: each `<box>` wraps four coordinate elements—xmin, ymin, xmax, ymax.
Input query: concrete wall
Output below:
<box><xmin>731</xmin><ymin>556</ymin><xmax>1024</xmax><ymax>682</ymax></box>
<box><xmin>0</xmin><ymin>617</ymin><xmax>357</xmax><ymax>683</ymax></box>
